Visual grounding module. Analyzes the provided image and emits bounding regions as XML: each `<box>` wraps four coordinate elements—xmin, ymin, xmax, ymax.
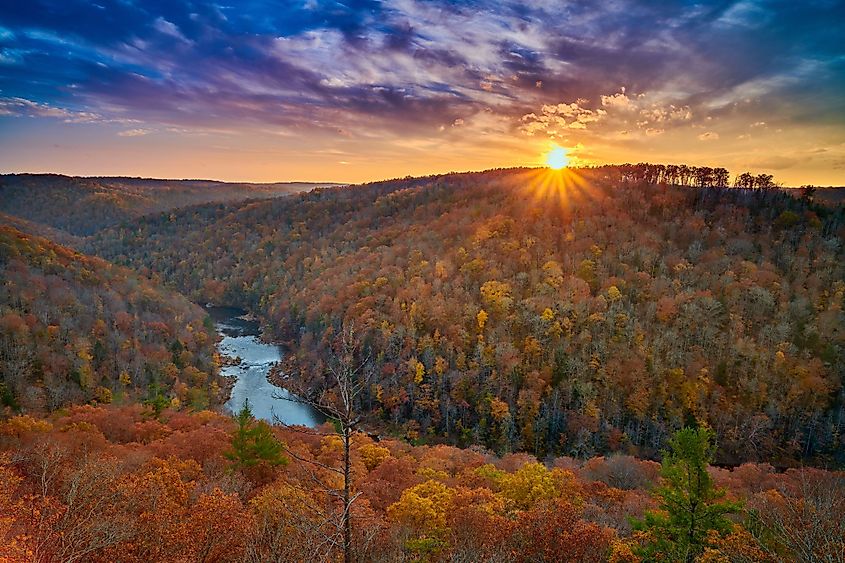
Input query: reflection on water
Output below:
<box><xmin>208</xmin><ymin>307</ymin><xmax>323</xmax><ymax>427</ymax></box>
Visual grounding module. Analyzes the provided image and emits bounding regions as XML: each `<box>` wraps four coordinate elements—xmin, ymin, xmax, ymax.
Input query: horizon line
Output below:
<box><xmin>2</xmin><ymin>167</ymin><xmax>843</xmax><ymax>190</ymax></box>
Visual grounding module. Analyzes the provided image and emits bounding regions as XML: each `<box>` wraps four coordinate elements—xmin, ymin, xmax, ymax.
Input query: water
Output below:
<box><xmin>208</xmin><ymin>306</ymin><xmax>323</xmax><ymax>427</ymax></box>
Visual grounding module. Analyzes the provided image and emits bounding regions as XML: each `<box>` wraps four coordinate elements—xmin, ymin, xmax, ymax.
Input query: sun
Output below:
<box><xmin>545</xmin><ymin>146</ymin><xmax>570</xmax><ymax>169</ymax></box>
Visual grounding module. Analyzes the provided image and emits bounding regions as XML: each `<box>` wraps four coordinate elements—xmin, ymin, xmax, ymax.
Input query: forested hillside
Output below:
<box><xmin>87</xmin><ymin>167</ymin><xmax>845</xmax><ymax>466</ymax></box>
<box><xmin>2</xmin><ymin>405</ymin><xmax>842</xmax><ymax>562</ymax></box>
<box><xmin>0</xmin><ymin>226</ymin><xmax>222</xmax><ymax>411</ymax></box>
<box><xmin>0</xmin><ymin>174</ymin><xmax>336</xmax><ymax>236</ymax></box>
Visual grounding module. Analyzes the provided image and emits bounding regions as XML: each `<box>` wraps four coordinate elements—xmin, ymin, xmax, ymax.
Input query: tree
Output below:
<box><xmin>799</xmin><ymin>185</ymin><xmax>817</xmax><ymax>203</ymax></box>
<box><xmin>276</xmin><ymin>324</ymin><xmax>373</xmax><ymax>563</ymax></box>
<box><xmin>734</xmin><ymin>172</ymin><xmax>755</xmax><ymax>188</ymax></box>
<box><xmin>632</xmin><ymin>427</ymin><xmax>741</xmax><ymax>562</ymax></box>
<box><xmin>225</xmin><ymin>399</ymin><xmax>287</xmax><ymax>470</ymax></box>
<box><xmin>749</xmin><ymin>470</ymin><xmax>845</xmax><ymax>562</ymax></box>
<box><xmin>755</xmin><ymin>174</ymin><xmax>777</xmax><ymax>189</ymax></box>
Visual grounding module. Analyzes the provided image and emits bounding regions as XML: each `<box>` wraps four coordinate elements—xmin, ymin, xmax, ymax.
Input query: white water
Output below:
<box><xmin>210</xmin><ymin>307</ymin><xmax>322</xmax><ymax>427</ymax></box>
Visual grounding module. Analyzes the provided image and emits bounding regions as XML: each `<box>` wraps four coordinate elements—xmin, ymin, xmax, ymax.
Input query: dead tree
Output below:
<box><xmin>273</xmin><ymin>324</ymin><xmax>373</xmax><ymax>563</ymax></box>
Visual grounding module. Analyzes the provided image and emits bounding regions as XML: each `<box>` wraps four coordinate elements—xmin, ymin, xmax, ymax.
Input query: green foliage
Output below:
<box><xmin>144</xmin><ymin>383</ymin><xmax>170</xmax><ymax>417</ymax></box>
<box><xmin>632</xmin><ymin>427</ymin><xmax>741</xmax><ymax>562</ymax></box>
<box><xmin>404</xmin><ymin>536</ymin><xmax>446</xmax><ymax>560</ymax></box>
<box><xmin>0</xmin><ymin>382</ymin><xmax>19</xmax><ymax>410</ymax></box>
<box><xmin>225</xmin><ymin>399</ymin><xmax>288</xmax><ymax>470</ymax></box>
<box><xmin>186</xmin><ymin>387</ymin><xmax>209</xmax><ymax>410</ymax></box>
<box><xmin>774</xmin><ymin>210</ymin><xmax>801</xmax><ymax>229</ymax></box>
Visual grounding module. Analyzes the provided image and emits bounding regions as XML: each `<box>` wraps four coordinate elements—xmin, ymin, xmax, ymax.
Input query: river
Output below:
<box><xmin>207</xmin><ymin>306</ymin><xmax>323</xmax><ymax>427</ymax></box>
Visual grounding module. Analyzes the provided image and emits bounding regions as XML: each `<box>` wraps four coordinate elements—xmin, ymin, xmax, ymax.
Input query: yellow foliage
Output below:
<box><xmin>607</xmin><ymin>285</ymin><xmax>622</xmax><ymax>302</ymax></box>
<box><xmin>584</xmin><ymin>400</ymin><xmax>600</xmax><ymax>419</ymax></box>
<box><xmin>489</xmin><ymin>397</ymin><xmax>510</xmax><ymax>422</ymax></box>
<box><xmin>416</xmin><ymin>467</ymin><xmax>450</xmax><ymax>482</ymax></box>
<box><xmin>476</xmin><ymin>309</ymin><xmax>488</xmax><ymax>331</ymax></box>
<box><xmin>474</xmin><ymin>464</ymin><xmax>506</xmax><ymax>484</ymax></box>
<box><xmin>359</xmin><ymin>443</ymin><xmax>391</xmax><ymax>471</ymax></box>
<box><xmin>388</xmin><ymin>480</ymin><xmax>455</xmax><ymax>533</ymax></box>
<box><xmin>497</xmin><ymin>462</ymin><xmax>577</xmax><ymax>512</ymax></box>
<box><xmin>76</xmin><ymin>344</ymin><xmax>93</xmax><ymax>362</ymax></box>
<box><xmin>587</xmin><ymin>312</ymin><xmax>606</xmax><ymax>324</ymax></box>
<box><xmin>250</xmin><ymin>481</ymin><xmax>322</xmax><ymax>534</ymax></box>
<box><xmin>480</xmin><ymin>280</ymin><xmax>513</xmax><ymax>315</ymax></box>
<box><xmin>163</xmin><ymin>363</ymin><xmax>180</xmax><ymax>380</ymax></box>
<box><xmin>372</xmin><ymin>384</ymin><xmax>384</xmax><ymax>403</ymax></box>
<box><xmin>699</xmin><ymin>526</ymin><xmax>773</xmax><ymax>563</ymax></box>
<box><xmin>94</xmin><ymin>386</ymin><xmax>113</xmax><ymax>404</ymax></box>
<box><xmin>320</xmin><ymin>434</ymin><xmax>344</xmax><ymax>455</ymax></box>
<box><xmin>434</xmin><ymin>356</ymin><xmax>447</xmax><ymax>376</ymax></box>
<box><xmin>542</xmin><ymin>261</ymin><xmax>564</xmax><ymax>289</ymax></box>
<box><xmin>119</xmin><ymin>370</ymin><xmax>132</xmax><ymax>386</ymax></box>
<box><xmin>0</xmin><ymin>415</ymin><xmax>53</xmax><ymax>437</ymax></box>
<box><xmin>78</xmin><ymin>364</ymin><xmax>93</xmax><ymax>389</ymax></box>
<box><xmin>410</xmin><ymin>359</ymin><xmax>425</xmax><ymax>384</ymax></box>
<box><xmin>541</xmin><ymin>308</ymin><xmax>555</xmax><ymax>322</ymax></box>
<box><xmin>456</xmin><ymin>351</ymin><xmax>467</xmax><ymax>370</ymax></box>
<box><xmin>523</xmin><ymin>335</ymin><xmax>542</xmax><ymax>357</ymax></box>
<box><xmin>608</xmin><ymin>540</ymin><xmax>641</xmax><ymax>563</ymax></box>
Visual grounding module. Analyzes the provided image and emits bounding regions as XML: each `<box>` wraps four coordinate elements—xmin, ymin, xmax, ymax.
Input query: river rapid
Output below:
<box><xmin>207</xmin><ymin>306</ymin><xmax>322</xmax><ymax>427</ymax></box>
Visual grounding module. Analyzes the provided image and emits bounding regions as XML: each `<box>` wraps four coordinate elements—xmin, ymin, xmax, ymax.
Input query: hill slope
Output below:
<box><xmin>0</xmin><ymin>226</ymin><xmax>223</xmax><ymax>411</ymax></box>
<box><xmin>0</xmin><ymin>174</ymin><xmax>340</xmax><ymax>236</ymax></box>
<box><xmin>87</xmin><ymin>167</ymin><xmax>845</xmax><ymax>464</ymax></box>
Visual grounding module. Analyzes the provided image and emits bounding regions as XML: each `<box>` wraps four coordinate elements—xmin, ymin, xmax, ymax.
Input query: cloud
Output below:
<box><xmin>698</xmin><ymin>131</ymin><xmax>720</xmax><ymax>141</ymax></box>
<box><xmin>0</xmin><ymin>96</ymin><xmax>100</xmax><ymax>122</ymax></box>
<box><xmin>0</xmin><ymin>0</ymin><xmax>843</xmax><ymax>178</ymax></box>
<box><xmin>118</xmin><ymin>128</ymin><xmax>151</xmax><ymax>137</ymax></box>
<box><xmin>601</xmin><ymin>89</ymin><xmax>634</xmax><ymax>111</ymax></box>
<box><xmin>749</xmin><ymin>155</ymin><xmax>799</xmax><ymax>170</ymax></box>
<box><xmin>521</xmin><ymin>87</ymin><xmax>695</xmax><ymax>141</ymax></box>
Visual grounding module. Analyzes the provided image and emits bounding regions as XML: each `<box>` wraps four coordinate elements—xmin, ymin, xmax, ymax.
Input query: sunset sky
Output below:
<box><xmin>1</xmin><ymin>1</ymin><xmax>843</xmax><ymax>185</ymax></box>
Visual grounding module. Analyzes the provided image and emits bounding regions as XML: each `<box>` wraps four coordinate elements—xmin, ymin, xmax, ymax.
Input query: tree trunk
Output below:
<box><xmin>343</xmin><ymin>424</ymin><xmax>352</xmax><ymax>563</ymax></box>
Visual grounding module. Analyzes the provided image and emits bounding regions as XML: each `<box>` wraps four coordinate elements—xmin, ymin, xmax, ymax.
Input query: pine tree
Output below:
<box><xmin>226</xmin><ymin>399</ymin><xmax>287</xmax><ymax>470</ymax></box>
<box><xmin>632</xmin><ymin>427</ymin><xmax>741</xmax><ymax>562</ymax></box>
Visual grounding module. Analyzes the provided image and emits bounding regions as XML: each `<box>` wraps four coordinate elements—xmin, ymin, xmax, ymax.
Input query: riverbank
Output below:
<box><xmin>206</xmin><ymin>306</ymin><xmax>323</xmax><ymax>427</ymax></box>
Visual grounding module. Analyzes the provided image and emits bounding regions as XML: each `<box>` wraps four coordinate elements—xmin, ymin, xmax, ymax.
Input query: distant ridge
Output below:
<box><xmin>0</xmin><ymin>173</ymin><xmax>341</xmax><ymax>237</ymax></box>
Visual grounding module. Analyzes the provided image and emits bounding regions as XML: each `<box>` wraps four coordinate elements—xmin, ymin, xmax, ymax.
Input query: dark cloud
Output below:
<box><xmin>0</xmin><ymin>0</ymin><xmax>843</xmax><ymax>137</ymax></box>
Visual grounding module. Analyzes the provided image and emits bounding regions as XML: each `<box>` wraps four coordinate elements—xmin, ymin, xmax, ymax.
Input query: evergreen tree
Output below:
<box><xmin>144</xmin><ymin>382</ymin><xmax>170</xmax><ymax>417</ymax></box>
<box><xmin>632</xmin><ymin>427</ymin><xmax>741</xmax><ymax>562</ymax></box>
<box><xmin>226</xmin><ymin>399</ymin><xmax>287</xmax><ymax>470</ymax></box>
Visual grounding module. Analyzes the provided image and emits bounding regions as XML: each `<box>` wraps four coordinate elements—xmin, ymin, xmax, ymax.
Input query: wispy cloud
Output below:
<box><xmin>0</xmin><ymin>0</ymin><xmax>843</xmax><ymax>183</ymax></box>
<box><xmin>117</xmin><ymin>128</ymin><xmax>151</xmax><ymax>137</ymax></box>
<box><xmin>0</xmin><ymin>96</ymin><xmax>100</xmax><ymax>122</ymax></box>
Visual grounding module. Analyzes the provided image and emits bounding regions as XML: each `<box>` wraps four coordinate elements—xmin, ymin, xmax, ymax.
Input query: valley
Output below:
<box><xmin>1</xmin><ymin>168</ymin><xmax>843</xmax><ymax>562</ymax></box>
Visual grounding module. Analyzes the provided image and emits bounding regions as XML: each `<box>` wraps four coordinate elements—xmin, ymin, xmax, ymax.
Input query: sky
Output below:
<box><xmin>1</xmin><ymin>0</ymin><xmax>844</xmax><ymax>185</ymax></box>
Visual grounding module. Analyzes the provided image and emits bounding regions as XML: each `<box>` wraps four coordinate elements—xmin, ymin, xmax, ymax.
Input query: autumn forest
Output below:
<box><xmin>0</xmin><ymin>166</ymin><xmax>843</xmax><ymax>562</ymax></box>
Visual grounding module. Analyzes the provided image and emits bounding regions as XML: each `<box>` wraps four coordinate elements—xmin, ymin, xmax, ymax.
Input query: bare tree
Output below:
<box><xmin>273</xmin><ymin>324</ymin><xmax>374</xmax><ymax>563</ymax></box>
<box><xmin>749</xmin><ymin>469</ymin><xmax>845</xmax><ymax>562</ymax></box>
